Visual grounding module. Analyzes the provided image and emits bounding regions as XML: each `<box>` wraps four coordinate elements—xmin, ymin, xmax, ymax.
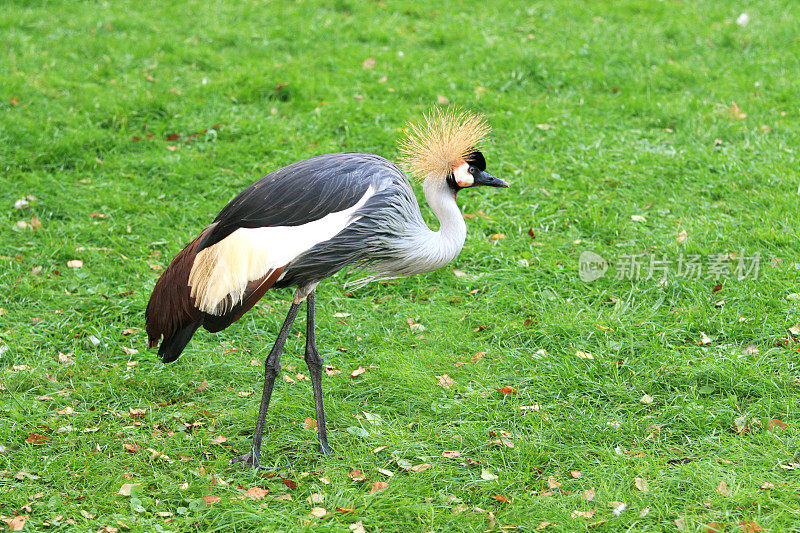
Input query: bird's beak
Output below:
<box><xmin>474</xmin><ymin>170</ymin><xmax>509</xmax><ymax>188</ymax></box>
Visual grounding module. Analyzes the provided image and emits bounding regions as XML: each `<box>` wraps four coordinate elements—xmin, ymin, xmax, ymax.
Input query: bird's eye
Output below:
<box><xmin>468</xmin><ymin>166</ymin><xmax>476</xmax><ymax>174</ymax></box>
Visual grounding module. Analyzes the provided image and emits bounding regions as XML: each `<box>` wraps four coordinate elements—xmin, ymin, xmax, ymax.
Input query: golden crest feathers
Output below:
<box><xmin>398</xmin><ymin>107</ymin><xmax>490</xmax><ymax>181</ymax></box>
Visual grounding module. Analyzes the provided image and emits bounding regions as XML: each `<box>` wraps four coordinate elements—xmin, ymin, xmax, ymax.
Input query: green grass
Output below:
<box><xmin>2</xmin><ymin>0</ymin><xmax>800</xmax><ymax>531</ymax></box>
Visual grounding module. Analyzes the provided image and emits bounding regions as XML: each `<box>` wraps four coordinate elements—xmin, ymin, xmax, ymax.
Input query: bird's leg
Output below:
<box><xmin>230</xmin><ymin>301</ymin><xmax>301</xmax><ymax>469</ymax></box>
<box><xmin>304</xmin><ymin>291</ymin><xmax>334</xmax><ymax>456</ymax></box>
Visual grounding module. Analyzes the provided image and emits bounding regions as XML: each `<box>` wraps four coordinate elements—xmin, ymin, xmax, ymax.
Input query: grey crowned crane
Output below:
<box><xmin>145</xmin><ymin>108</ymin><xmax>508</xmax><ymax>468</ymax></box>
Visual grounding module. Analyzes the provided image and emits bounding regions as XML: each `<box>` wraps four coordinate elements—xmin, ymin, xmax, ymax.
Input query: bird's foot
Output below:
<box><xmin>318</xmin><ymin>442</ymin><xmax>342</xmax><ymax>460</ymax></box>
<box><xmin>229</xmin><ymin>450</ymin><xmax>259</xmax><ymax>469</ymax></box>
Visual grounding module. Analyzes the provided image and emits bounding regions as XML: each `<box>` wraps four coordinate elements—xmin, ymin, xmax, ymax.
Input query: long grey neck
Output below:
<box><xmin>412</xmin><ymin>178</ymin><xmax>467</xmax><ymax>273</ymax></box>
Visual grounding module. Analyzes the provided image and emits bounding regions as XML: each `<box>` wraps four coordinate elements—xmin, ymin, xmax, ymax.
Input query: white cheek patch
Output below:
<box><xmin>454</xmin><ymin>162</ymin><xmax>473</xmax><ymax>187</ymax></box>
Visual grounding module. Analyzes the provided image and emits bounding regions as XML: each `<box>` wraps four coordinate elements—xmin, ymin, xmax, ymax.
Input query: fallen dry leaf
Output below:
<box><xmin>303</xmin><ymin>417</ymin><xmax>317</xmax><ymax>430</ymax></box>
<box><xmin>740</xmin><ymin>520</ymin><xmax>763</xmax><ymax>533</ymax></box>
<box><xmin>640</xmin><ymin>394</ymin><xmax>654</xmax><ymax>405</ymax></box>
<box><xmin>716</xmin><ymin>481</ymin><xmax>731</xmax><ymax>496</ymax></box>
<box><xmin>203</xmin><ymin>495</ymin><xmax>221</xmax><ymax>506</ymax></box>
<box><xmin>3</xmin><ymin>515</ymin><xmax>27</xmax><ymax>531</ymax></box>
<box><xmin>442</xmin><ymin>450</ymin><xmax>461</xmax><ymax>459</ymax></box>
<box><xmin>470</xmin><ymin>351</ymin><xmax>485</xmax><ymax>363</ymax></box>
<box><xmin>570</xmin><ymin>470</ymin><xmax>582</xmax><ymax>478</ymax></box>
<box><xmin>212</xmin><ymin>435</ymin><xmax>227</xmax><ymax>444</ymax></box>
<box><xmin>571</xmin><ymin>510</ymin><xmax>595</xmax><ymax>519</ymax></box>
<box><xmin>26</xmin><ymin>433</ymin><xmax>50</xmax><ymax>444</ymax></box>
<box><xmin>536</xmin><ymin>522</ymin><xmax>552</xmax><ymax>530</ymax></box>
<box><xmin>635</xmin><ymin>477</ymin><xmax>649</xmax><ymax>492</ymax></box>
<box><xmin>699</xmin><ymin>332</ymin><xmax>713</xmax><ymax>345</ymax></box>
<box><xmin>705</xmin><ymin>521</ymin><xmax>725</xmax><ymax>533</ymax></box>
<box><xmin>410</xmin><ymin>463</ymin><xmax>432</xmax><ymax>473</ymax></box>
<box><xmin>350</xmin><ymin>366</ymin><xmax>366</xmax><ymax>379</ymax></box>
<box><xmin>675</xmin><ymin>518</ymin><xmax>688</xmax><ymax>531</ymax></box>
<box><xmin>129</xmin><ymin>408</ymin><xmax>146</xmax><ymax>418</ymax></box>
<box><xmin>759</xmin><ymin>482</ymin><xmax>775</xmax><ymax>490</ymax></box>
<box><xmin>493</xmin><ymin>494</ymin><xmax>509</xmax><ymax>503</ymax></box>
<box><xmin>631</xmin><ymin>215</ymin><xmax>646</xmax><ymax>223</ymax></box>
<box><xmin>245</xmin><ymin>486</ymin><xmax>268</xmax><ymax>500</ymax></box>
<box><xmin>768</xmin><ymin>419</ymin><xmax>788</xmax><ymax>430</ymax></box>
<box><xmin>437</xmin><ymin>374</ymin><xmax>454</xmax><ymax>389</ymax></box>
<box><xmin>67</xmin><ymin>260</ymin><xmax>83</xmax><ymax>268</ymax></box>
<box><xmin>729</xmin><ymin>101</ymin><xmax>747</xmax><ymax>119</ymax></box>
<box><xmin>350</xmin><ymin>521</ymin><xmax>366</xmax><ymax>533</ymax></box>
<box><xmin>307</xmin><ymin>493</ymin><xmax>325</xmax><ymax>504</ymax></box>
<box><xmin>481</xmin><ymin>469</ymin><xmax>498</xmax><ymax>481</ymax></box>
<box><xmin>370</xmin><ymin>481</ymin><xmax>389</xmax><ymax>493</ymax></box>
<box><xmin>547</xmin><ymin>475</ymin><xmax>561</xmax><ymax>489</ymax></box>
<box><xmin>583</xmin><ymin>488</ymin><xmax>595</xmax><ymax>501</ymax></box>
<box><xmin>117</xmin><ymin>483</ymin><xmax>141</xmax><ymax>496</ymax></box>
<box><xmin>677</xmin><ymin>229</ymin><xmax>688</xmax><ymax>242</ymax></box>
<box><xmin>576</xmin><ymin>350</ymin><xmax>595</xmax><ymax>360</ymax></box>
<box><xmin>437</xmin><ymin>95</ymin><xmax>450</xmax><ymax>105</ymax></box>
<box><xmin>495</xmin><ymin>386</ymin><xmax>516</xmax><ymax>395</ymax></box>
<box><xmin>309</xmin><ymin>507</ymin><xmax>327</xmax><ymax>518</ymax></box>
<box><xmin>348</xmin><ymin>468</ymin><xmax>366</xmax><ymax>482</ymax></box>
<box><xmin>362</xmin><ymin>57</ymin><xmax>376</xmax><ymax>69</ymax></box>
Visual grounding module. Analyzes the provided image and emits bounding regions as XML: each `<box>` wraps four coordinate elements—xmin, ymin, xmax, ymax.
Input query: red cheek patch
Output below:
<box><xmin>454</xmin><ymin>162</ymin><xmax>473</xmax><ymax>187</ymax></box>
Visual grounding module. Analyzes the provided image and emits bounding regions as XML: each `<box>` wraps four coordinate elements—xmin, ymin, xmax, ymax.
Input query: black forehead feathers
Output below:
<box><xmin>465</xmin><ymin>149</ymin><xmax>486</xmax><ymax>171</ymax></box>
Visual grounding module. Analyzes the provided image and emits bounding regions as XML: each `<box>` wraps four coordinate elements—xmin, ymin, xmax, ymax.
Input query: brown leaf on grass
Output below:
<box><xmin>437</xmin><ymin>95</ymin><xmax>450</xmax><ymax>105</ymax></box>
<box><xmin>3</xmin><ymin>515</ymin><xmax>27</xmax><ymax>531</ymax></box>
<box><xmin>306</xmin><ymin>492</ymin><xmax>324</xmax><ymax>505</ymax></box>
<box><xmin>123</xmin><ymin>443</ymin><xmax>140</xmax><ymax>453</ymax></box>
<box><xmin>30</xmin><ymin>215</ymin><xmax>42</xmax><ymax>230</ymax></box>
<box><xmin>640</xmin><ymin>394</ymin><xmax>654</xmax><ymax>405</ymax></box>
<box><xmin>245</xmin><ymin>486</ymin><xmax>268</xmax><ymax>500</ymax></box>
<box><xmin>349</xmin><ymin>521</ymin><xmax>366</xmax><ymax>533</ymax></box>
<box><xmin>699</xmin><ymin>332</ymin><xmax>713</xmax><ymax>345</ymax></box>
<box><xmin>410</xmin><ymin>463</ymin><xmax>432</xmax><ymax>472</ymax></box>
<box><xmin>519</xmin><ymin>404</ymin><xmax>540</xmax><ymax>412</ymax></box>
<box><xmin>166</xmin><ymin>133</ymin><xmax>180</xmax><ymax>141</ymax></box>
<box><xmin>437</xmin><ymin>374</ymin><xmax>454</xmax><ymax>389</ymax></box>
<box><xmin>309</xmin><ymin>507</ymin><xmax>327</xmax><ymax>518</ymax></box>
<box><xmin>303</xmin><ymin>417</ymin><xmax>317</xmax><ymax>430</ymax></box>
<box><xmin>741</xmin><ymin>343</ymin><xmax>759</xmax><ymax>356</ymax></box>
<box><xmin>536</xmin><ymin>522</ymin><xmax>552</xmax><ymax>530</ymax></box>
<box><xmin>576</xmin><ymin>350</ymin><xmax>595</xmax><ymax>360</ymax></box>
<box><xmin>212</xmin><ymin>435</ymin><xmax>227</xmax><ymax>444</ymax></box>
<box><xmin>372</xmin><ymin>446</ymin><xmax>387</xmax><ymax>454</ymax></box>
<box><xmin>348</xmin><ymin>468</ymin><xmax>367</xmax><ymax>482</ymax></box>
<box><xmin>583</xmin><ymin>488</ymin><xmax>595</xmax><ymax>501</ymax></box>
<box><xmin>677</xmin><ymin>229</ymin><xmax>688</xmax><ymax>242</ymax></box>
<box><xmin>569</xmin><ymin>470</ymin><xmax>582</xmax><ymax>478</ymax></box>
<box><xmin>118</xmin><ymin>483</ymin><xmax>141</xmax><ymax>496</ymax></box>
<box><xmin>442</xmin><ymin>450</ymin><xmax>461</xmax><ymax>459</ymax></box>
<box><xmin>495</xmin><ymin>386</ymin><xmax>516</xmax><ymax>395</ymax></box>
<box><xmin>203</xmin><ymin>495</ymin><xmax>221</xmax><ymax>506</ymax></box>
<box><xmin>716</xmin><ymin>481</ymin><xmax>731</xmax><ymax>496</ymax></box>
<box><xmin>324</xmin><ymin>365</ymin><xmax>340</xmax><ymax>376</ymax></box>
<box><xmin>370</xmin><ymin>481</ymin><xmax>389</xmax><ymax>493</ymax></box>
<box><xmin>767</xmin><ymin>419</ymin><xmax>788</xmax><ymax>430</ymax></box>
<box><xmin>129</xmin><ymin>408</ymin><xmax>146</xmax><ymax>418</ymax></box>
<box><xmin>67</xmin><ymin>259</ymin><xmax>83</xmax><ymax>268</ymax></box>
<box><xmin>362</xmin><ymin>57</ymin><xmax>376</xmax><ymax>69</ymax></box>
<box><xmin>571</xmin><ymin>510</ymin><xmax>595</xmax><ymax>519</ymax></box>
<box><xmin>635</xmin><ymin>477</ymin><xmax>649</xmax><ymax>492</ymax></box>
<box><xmin>675</xmin><ymin>518</ymin><xmax>688</xmax><ymax>531</ymax></box>
<box><xmin>470</xmin><ymin>351</ymin><xmax>485</xmax><ymax>363</ymax></box>
<box><xmin>704</xmin><ymin>522</ymin><xmax>725</xmax><ymax>533</ymax></box>
<box><xmin>547</xmin><ymin>475</ymin><xmax>561</xmax><ymax>489</ymax></box>
<box><xmin>350</xmin><ymin>366</ymin><xmax>366</xmax><ymax>379</ymax></box>
<box><xmin>729</xmin><ymin>102</ymin><xmax>747</xmax><ymax>119</ymax></box>
<box><xmin>26</xmin><ymin>433</ymin><xmax>50</xmax><ymax>444</ymax></box>
<box><xmin>473</xmin><ymin>325</ymin><xmax>489</xmax><ymax>332</ymax></box>
<box><xmin>759</xmin><ymin>482</ymin><xmax>775</xmax><ymax>490</ymax></box>
<box><xmin>493</xmin><ymin>494</ymin><xmax>509</xmax><ymax>503</ymax></box>
<box><xmin>740</xmin><ymin>520</ymin><xmax>763</xmax><ymax>533</ymax></box>
<box><xmin>452</xmin><ymin>268</ymin><xmax>467</xmax><ymax>277</ymax></box>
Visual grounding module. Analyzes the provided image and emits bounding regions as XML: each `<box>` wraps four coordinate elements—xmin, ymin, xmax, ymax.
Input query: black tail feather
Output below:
<box><xmin>158</xmin><ymin>316</ymin><xmax>203</xmax><ymax>363</ymax></box>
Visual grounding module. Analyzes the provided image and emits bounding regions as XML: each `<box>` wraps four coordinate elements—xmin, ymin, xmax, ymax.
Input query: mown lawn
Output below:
<box><xmin>2</xmin><ymin>0</ymin><xmax>799</xmax><ymax>531</ymax></box>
